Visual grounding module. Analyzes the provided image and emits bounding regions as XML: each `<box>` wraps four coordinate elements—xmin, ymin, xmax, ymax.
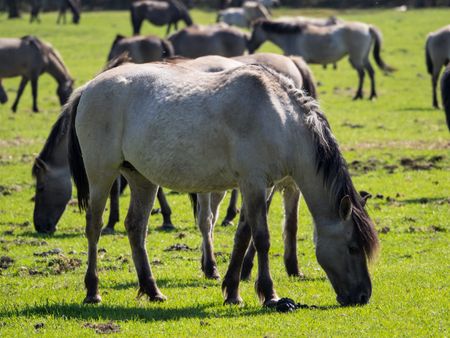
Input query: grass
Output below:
<box><xmin>0</xmin><ymin>7</ymin><xmax>449</xmax><ymax>337</ymax></box>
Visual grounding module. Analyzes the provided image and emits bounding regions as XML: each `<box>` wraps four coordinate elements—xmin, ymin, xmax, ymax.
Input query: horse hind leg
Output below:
<box><xmin>364</xmin><ymin>60</ymin><xmax>377</xmax><ymax>100</ymax></box>
<box><xmin>156</xmin><ymin>187</ymin><xmax>175</xmax><ymax>230</ymax></box>
<box><xmin>221</xmin><ymin>189</ymin><xmax>239</xmax><ymax>226</ymax></box>
<box><xmin>11</xmin><ymin>77</ymin><xmax>29</xmax><ymax>113</ymax></box>
<box><xmin>197</xmin><ymin>193</ymin><xmax>220</xmax><ymax>279</ymax></box>
<box><xmin>432</xmin><ymin>68</ymin><xmax>442</xmax><ymax>108</ymax></box>
<box><xmin>30</xmin><ymin>76</ymin><xmax>39</xmax><ymax>112</ymax></box>
<box><xmin>101</xmin><ymin>178</ymin><xmax>121</xmax><ymax>235</ymax></box>
<box><xmin>84</xmin><ymin>174</ymin><xmax>118</xmax><ymax>303</ymax></box>
<box><xmin>121</xmin><ymin>167</ymin><xmax>166</xmax><ymax>301</ymax></box>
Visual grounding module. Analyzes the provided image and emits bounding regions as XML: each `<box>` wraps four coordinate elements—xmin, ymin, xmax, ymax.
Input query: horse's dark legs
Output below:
<box><xmin>122</xmin><ymin>169</ymin><xmax>166</xmax><ymax>301</ymax></box>
<box><xmin>101</xmin><ymin>178</ymin><xmax>121</xmax><ymax>235</ymax></box>
<box><xmin>30</xmin><ymin>76</ymin><xmax>39</xmax><ymax>112</ymax></box>
<box><xmin>221</xmin><ymin>189</ymin><xmax>239</xmax><ymax>226</ymax></box>
<box><xmin>432</xmin><ymin>69</ymin><xmax>441</xmax><ymax>108</ymax></box>
<box><xmin>365</xmin><ymin>61</ymin><xmax>377</xmax><ymax>100</ymax></box>
<box><xmin>11</xmin><ymin>77</ymin><xmax>28</xmax><ymax>113</ymax></box>
<box><xmin>222</xmin><ymin>210</ymin><xmax>251</xmax><ymax>304</ymax></box>
<box><xmin>197</xmin><ymin>193</ymin><xmax>222</xmax><ymax>279</ymax></box>
<box><xmin>84</xmin><ymin>175</ymin><xmax>116</xmax><ymax>303</ymax></box>
<box><xmin>156</xmin><ymin>187</ymin><xmax>174</xmax><ymax>229</ymax></box>
<box><xmin>0</xmin><ymin>82</ymin><xmax>8</xmax><ymax>104</ymax></box>
<box><xmin>353</xmin><ymin>67</ymin><xmax>365</xmax><ymax>100</ymax></box>
<box><xmin>241</xmin><ymin>188</ymin><xmax>275</xmax><ymax>281</ymax></box>
<box><xmin>282</xmin><ymin>185</ymin><xmax>302</xmax><ymax>277</ymax></box>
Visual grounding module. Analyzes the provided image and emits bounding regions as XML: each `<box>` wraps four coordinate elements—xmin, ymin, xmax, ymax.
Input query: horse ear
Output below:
<box><xmin>359</xmin><ymin>190</ymin><xmax>372</xmax><ymax>207</ymax></box>
<box><xmin>339</xmin><ymin>195</ymin><xmax>352</xmax><ymax>221</ymax></box>
<box><xmin>35</xmin><ymin>157</ymin><xmax>48</xmax><ymax>172</ymax></box>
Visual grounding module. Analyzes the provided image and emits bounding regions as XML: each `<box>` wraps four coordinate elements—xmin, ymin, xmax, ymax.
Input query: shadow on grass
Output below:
<box><xmin>108</xmin><ymin>277</ymin><xmax>219</xmax><ymax>291</ymax></box>
<box><xmin>19</xmin><ymin>231</ymin><xmax>84</xmax><ymax>239</ymax></box>
<box><xmin>399</xmin><ymin>197</ymin><xmax>449</xmax><ymax>204</ymax></box>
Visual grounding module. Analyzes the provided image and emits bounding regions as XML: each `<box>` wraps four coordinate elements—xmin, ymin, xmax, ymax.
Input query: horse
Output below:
<box><xmin>275</xmin><ymin>15</ymin><xmax>341</xmax><ymax>27</ymax></box>
<box><xmin>30</xmin><ymin>0</ymin><xmax>42</xmax><ymax>23</ymax></box>
<box><xmin>168</xmin><ymin>24</ymin><xmax>248</xmax><ymax>58</ymax></box>
<box><xmin>56</xmin><ymin>0</ymin><xmax>80</xmax><ymax>24</ymax></box>
<box><xmin>130</xmin><ymin>0</ymin><xmax>193</xmax><ymax>36</ymax></box>
<box><xmin>67</xmin><ymin>62</ymin><xmax>378</xmax><ymax>307</ymax></box>
<box><xmin>0</xmin><ymin>36</ymin><xmax>73</xmax><ymax>112</ymax></box>
<box><xmin>107</xmin><ymin>34</ymin><xmax>174</xmax><ymax>63</ymax></box>
<box><xmin>441</xmin><ymin>64</ymin><xmax>450</xmax><ymax>131</ymax></box>
<box><xmin>425</xmin><ymin>25</ymin><xmax>450</xmax><ymax>108</ymax></box>
<box><xmin>32</xmin><ymin>109</ymin><xmax>174</xmax><ymax>234</ymax></box>
<box><xmin>217</xmin><ymin>2</ymin><xmax>270</xmax><ymax>28</ymax></box>
<box><xmin>248</xmin><ymin>19</ymin><xmax>395</xmax><ymax>100</ymax></box>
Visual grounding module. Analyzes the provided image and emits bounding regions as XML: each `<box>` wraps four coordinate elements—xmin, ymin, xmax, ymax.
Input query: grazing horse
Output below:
<box><xmin>217</xmin><ymin>2</ymin><xmax>270</xmax><ymax>28</ymax></box>
<box><xmin>68</xmin><ymin>62</ymin><xmax>378</xmax><ymax>307</ymax></box>
<box><xmin>130</xmin><ymin>0</ymin><xmax>193</xmax><ymax>36</ymax></box>
<box><xmin>275</xmin><ymin>15</ymin><xmax>341</xmax><ymax>26</ymax></box>
<box><xmin>57</xmin><ymin>0</ymin><xmax>80</xmax><ymax>24</ymax></box>
<box><xmin>425</xmin><ymin>25</ymin><xmax>450</xmax><ymax>108</ymax></box>
<box><xmin>168</xmin><ymin>24</ymin><xmax>248</xmax><ymax>58</ymax></box>
<box><xmin>248</xmin><ymin>19</ymin><xmax>395</xmax><ymax>100</ymax></box>
<box><xmin>32</xmin><ymin>110</ymin><xmax>174</xmax><ymax>234</ymax></box>
<box><xmin>30</xmin><ymin>0</ymin><xmax>42</xmax><ymax>23</ymax></box>
<box><xmin>0</xmin><ymin>36</ymin><xmax>73</xmax><ymax>112</ymax></box>
<box><xmin>441</xmin><ymin>64</ymin><xmax>450</xmax><ymax>131</ymax></box>
<box><xmin>107</xmin><ymin>34</ymin><xmax>174</xmax><ymax>63</ymax></box>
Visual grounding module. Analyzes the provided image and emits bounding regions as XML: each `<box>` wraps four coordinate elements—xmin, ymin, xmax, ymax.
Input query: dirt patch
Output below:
<box><xmin>176</xmin><ymin>232</ymin><xmax>187</xmax><ymax>239</ymax></box>
<box><xmin>13</xmin><ymin>238</ymin><xmax>48</xmax><ymax>246</ymax></box>
<box><xmin>33</xmin><ymin>248</ymin><xmax>63</xmax><ymax>257</ymax></box>
<box><xmin>47</xmin><ymin>255</ymin><xmax>82</xmax><ymax>274</ymax></box>
<box><xmin>378</xmin><ymin>227</ymin><xmax>391</xmax><ymax>234</ymax></box>
<box><xmin>84</xmin><ymin>322</ymin><xmax>120</xmax><ymax>334</ymax></box>
<box><xmin>406</xmin><ymin>225</ymin><xmax>447</xmax><ymax>233</ymax></box>
<box><xmin>0</xmin><ymin>256</ymin><xmax>14</xmax><ymax>269</ymax></box>
<box><xmin>0</xmin><ymin>185</ymin><xmax>22</xmax><ymax>196</ymax></box>
<box><xmin>341</xmin><ymin>121</ymin><xmax>364</xmax><ymax>129</ymax></box>
<box><xmin>164</xmin><ymin>243</ymin><xmax>195</xmax><ymax>251</ymax></box>
<box><xmin>399</xmin><ymin>156</ymin><xmax>442</xmax><ymax>170</ymax></box>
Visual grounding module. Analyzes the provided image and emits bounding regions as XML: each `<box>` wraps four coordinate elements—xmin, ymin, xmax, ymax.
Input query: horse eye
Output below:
<box><xmin>348</xmin><ymin>245</ymin><xmax>359</xmax><ymax>255</ymax></box>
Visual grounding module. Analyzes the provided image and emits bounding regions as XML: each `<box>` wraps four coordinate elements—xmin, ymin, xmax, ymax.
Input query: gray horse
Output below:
<box><xmin>248</xmin><ymin>19</ymin><xmax>395</xmax><ymax>100</ymax></box>
<box><xmin>107</xmin><ymin>34</ymin><xmax>174</xmax><ymax>63</ymax></box>
<box><xmin>0</xmin><ymin>36</ymin><xmax>73</xmax><ymax>112</ymax></box>
<box><xmin>425</xmin><ymin>25</ymin><xmax>450</xmax><ymax>108</ymax></box>
<box><xmin>130</xmin><ymin>0</ymin><xmax>193</xmax><ymax>36</ymax></box>
<box><xmin>168</xmin><ymin>24</ymin><xmax>248</xmax><ymax>58</ymax></box>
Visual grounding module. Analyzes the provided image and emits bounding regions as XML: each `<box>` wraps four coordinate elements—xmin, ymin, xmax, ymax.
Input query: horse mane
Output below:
<box><xmin>47</xmin><ymin>45</ymin><xmax>71</xmax><ymax>78</ymax></box>
<box><xmin>254</xmin><ymin>19</ymin><xmax>306</xmax><ymax>34</ymax></box>
<box><xmin>32</xmin><ymin>110</ymin><xmax>70</xmax><ymax>177</ymax></box>
<box><xmin>253</xmin><ymin>64</ymin><xmax>379</xmax><ymax>260</ymax></box>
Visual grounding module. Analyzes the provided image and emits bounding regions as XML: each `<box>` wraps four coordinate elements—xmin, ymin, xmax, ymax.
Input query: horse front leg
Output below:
<box><xmin>156</xmin><ymin>187</ymin><xmax>175</xmax><ymax>230</ymax></box>
<box><xmin>122</xmin><ymin>169</ymin><xmax>166</xmax><ymax>301</ymax></box>
<box><xmin>101</xmin><ymin>178</ymin><xmax>121</xmax><ymax>235</ymax></box>
<box><xmin>0</xmin><ymin>81</ymin><xmax>8</xmax><ymax>104</ymax></box>
<box><xmin>365</xmin><ymin>61</ymin><xmax>377</xmax><ymax>100</ymax></box>
<box><xmin>352</xmin><ymin>67</ymin><xmax>365</xmax><ymax>100</ymax></box>
<box><xmin>197</xmin><ymin>193</ymin><xmax>220</xmax><ymax>279</ymax></box>
<box><xmin>282</xmin><ymin>184</ymin><xmax>302</xmax><ymax>277</ymax></box>
<box><xmin>221</xmin><ymin>189</ymin><xmax>239</xmax><ymax>226</ymax></box>
<box><xmin>166</xmin><ymin>23</ymin><xmax>171</xmax><ymax>36</ymax></box>
<box><xmin>30</xmin><ymin>76</ymin><xmax>39</xmax><ymax>112</ymax></box>
<box><xmin>432</xmin><ymin>69</ymin><xmax>441</xmax><ymax>108</ymax></box>
<box><xmin>11</xmin><ymin>77</ymin><xmax>28</xmax><ymax>113</ymax></box>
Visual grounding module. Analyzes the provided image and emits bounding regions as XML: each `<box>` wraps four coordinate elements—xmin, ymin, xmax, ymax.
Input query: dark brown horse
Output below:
<box><xmin>30</xmin><ymin>0</ymin><xmax>42</xmax><ymax>23</ymax></box>
<box><xmin>130</xmin><ymin>0</ymin><xmax>193</xmax><ymax>36</ymax></box>
<box><xmin>57</xmin><ymin>0</ymin><xmax>80</xmax><ymax>24</ymax></box>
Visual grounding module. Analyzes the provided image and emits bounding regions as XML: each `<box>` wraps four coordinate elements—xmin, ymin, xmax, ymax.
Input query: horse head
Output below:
<box><xmin>57</xmin><ymin>78</ymin><xmax>74</xmax><ymax>105</ymax></box>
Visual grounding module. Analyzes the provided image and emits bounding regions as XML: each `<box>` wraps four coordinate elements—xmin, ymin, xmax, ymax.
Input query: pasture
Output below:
<box><xmin>0</xmin><ymin>7</ymin><xmax>449</xmax><ymax>337</ymax></box>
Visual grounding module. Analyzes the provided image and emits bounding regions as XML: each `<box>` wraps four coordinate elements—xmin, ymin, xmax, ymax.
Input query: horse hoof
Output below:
<box><xmin>263</xmin><ymin>298</ymin><xmax>280</xmax><ymax>308</ymax></box>
<box><xmin>101</xmin><ymin>227</ymin><xmax>115</xmax><ymax>235</ymax></box>
<box><xmin>149</xmin><ymin>293</ymin><xmax>167</xmax><ymax>302</ymax></box>
<box><xmin>287</xmin><ymin>271</ymin><xmax>305</xmax><ymax>279</ymax></box>
<box><xmin>83</xmin><ymin>294</ymin><xmax>102</xmax><ymax>304</ymax></box>
<box><xmin>224</xmin><ymin>296</ymin><xmax>243</xmax><ymax>305</ymax></box>
<box><xmin>158</xmin><ymin>223</ymin><xmax>176</xmax><ymax>231</ymax></box>
<box><xmin>221</xmin><ymin>220</ymin><xmax>234</xmax><ymax>227</ymax></box>
<box><xmin>205</xmin><ymin>271</ymin><xmax>221</xmax><ymax>280</ymax></box>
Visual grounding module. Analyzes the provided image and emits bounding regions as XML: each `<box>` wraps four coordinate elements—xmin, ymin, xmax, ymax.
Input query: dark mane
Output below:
<box><xmin>256</xmin><ymin>19</ymin><xmax>305</xmax><ymax>34</ymax></box>
<box><xmin>253</xmin><ymin>64</ymin><xmax>379</xmax><ymax>260</ymax></box>
<box><xmin>32</xmin><ymin>111</ymin><xmax>70</xmax><ymax>177</ymax></box>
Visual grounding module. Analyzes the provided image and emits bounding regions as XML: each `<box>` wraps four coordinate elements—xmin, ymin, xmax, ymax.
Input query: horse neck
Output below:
<box><xmin>46</xmin><ymin>53</ymin><xmax>71</xmax><ymax>86</ymax></box>
<box><xmin>265</xmin><ymin>31</ymin><xmax>296</xmax><ymax>54</ymax></box>
<box><xmin>40</xmin><ymin>112</ymin><xmax>71</xmax><ymax>170</ymax></box>
<box><xmin>49</xmin><ymin>133</ymin><xmax>70</xmax><ymax>169</ymax></box>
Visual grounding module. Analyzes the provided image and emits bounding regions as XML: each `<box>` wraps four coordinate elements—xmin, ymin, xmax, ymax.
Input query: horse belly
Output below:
<box><xmin>301</xmin><ymin>36</ymin><xmax>347</xmax><ymax>64</ymax></box>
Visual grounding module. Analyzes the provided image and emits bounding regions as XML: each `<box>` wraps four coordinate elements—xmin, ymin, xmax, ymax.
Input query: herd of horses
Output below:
<box><xmin>1</xmin><ymin>2</ymin><xmax>450</xmax><ymax>310</ymax></box>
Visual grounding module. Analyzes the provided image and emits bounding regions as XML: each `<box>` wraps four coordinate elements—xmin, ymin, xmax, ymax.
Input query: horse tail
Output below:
<box><xmin>67</xmin><ymin>88</ymin><xmax>89</xmax><ymax>210</ymax></box>
<box><xmin>441</xmin><ymin>66</ymin><xmax>450</xmax><ymax>131</ymax></box>
<box><xmin>289</xmin><ymin>55</ymin><xmax>318</xmax><ymax>99</ymax></box>
<box><xmin>425</xmin><ymin>36</ymin><xmax>434</xmax><ymax>75</ymax></box>
<box><xmin>369</xmin><ymin>25</ymin><xmax>395</xmax><ymax>73</ymax></box>
<box><xmin>188</xmin><ymin>193</ymin><xmax>198</xmax><ymax>221</ymax></box>
<box><xmin>161</xmin><ymin>39</ymin><xmax>175</xmax><ymax>58</ymax></box>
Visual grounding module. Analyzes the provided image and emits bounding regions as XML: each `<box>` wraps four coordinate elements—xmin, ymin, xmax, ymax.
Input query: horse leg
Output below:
<box><xmin>197</xmin><ymin>193</ymin><xmax>220</xmax><ymax>279</ymax></box>
<box><xmin>101</xmin><ymin>178</ymin><xmax>121</xmax><ymax>235</ymax></box>
<box><xmin>210</xmin><ymin>191</ymin><xmax>226</xmax><ymax>228</ymax></box>
<box><xmin>222</xmin><ymin>210</ymin><xmax>251</xmax><ymax>304</ymax></box>
<box><xmin>84</xmin><ymin>176</ymin><xmax>117</xmax><ymax>303</ymax></box>
<box><xmin>365</xmin><ymin>60</ymin><xmax>377</xmax><ymax>100</ymax></box>
<box><xmin>282</xmin><ymin>184</ymin><xmax>302</xmax><ymax>277</ymax></box>
<box><xmin>240</xmin><ymin>187</ymin><xmax>274</xmax><ymax>281</ymax></box>
<box><xmin>156</xmin><ymin>187</ymin><xmax>174</xmax><ymax>230</ymax></box>
<box><xmin>432</xmin><ymin>68</ymin><xmax>441</xmax><ymax>108</ymax></box>
<box><xmin>352</xmin><ymin>66</ymin><xmax>365</xmax><ymax>100</ymax></box>
<box><xmin>243</xmin><ymin>185</ymin><xmax>278</xmax><ymax>306</ymax></box>
<box><xmin>30</xmin><ymin>76</ymin><xmax>39</xmax><ymax>112</ymax></box>
<box><xmin>11</xmin><ymin>77</ymin><xmax>28</xmax><ymax>113</ymax></box>
<box><xmin>221</xmin><ymin>189</ymin><xmax>239</xmax><ymax>226</ymax></box>
<box><xmin>166</xmin><ymin>23</ymin><xmax>171</xmax><ymax>36</ymax></box>
<box><xmin>122</xmin><ymin>168</ymin><xmax>166</xmax><ymax>301</ymax></box>
<box><xmin>0</xmin><ymin>81</ymin><xmax>8</xmax><ymax>104</ymax></box>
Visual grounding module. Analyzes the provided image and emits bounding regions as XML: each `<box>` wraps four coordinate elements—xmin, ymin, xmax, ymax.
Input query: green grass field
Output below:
<box><xmin>0</xmin><ymin>7</ymin><xmax>449</xmax><ymax>337</ymax></box>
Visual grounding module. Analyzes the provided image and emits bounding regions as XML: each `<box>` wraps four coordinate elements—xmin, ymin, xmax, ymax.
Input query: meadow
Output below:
<box><xmin>0</xmin><ymin>7</ymin><xmax>449</xmax><ymax>337</ymax></box>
